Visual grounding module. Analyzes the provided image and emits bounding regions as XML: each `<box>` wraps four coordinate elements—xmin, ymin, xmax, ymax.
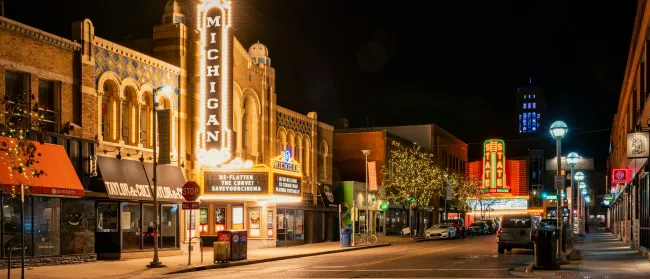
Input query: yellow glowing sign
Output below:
<box><xmin>197</xmin><ymin>0</ymin><xmax>234</xmax><ymax>166</ymax></box>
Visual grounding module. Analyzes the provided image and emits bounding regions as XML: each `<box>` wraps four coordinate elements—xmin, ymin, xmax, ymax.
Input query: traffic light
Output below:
<box><xmin>541</xmin><ymin>192</ymin><xmax>547</xmax><ymax>199</ymax></box>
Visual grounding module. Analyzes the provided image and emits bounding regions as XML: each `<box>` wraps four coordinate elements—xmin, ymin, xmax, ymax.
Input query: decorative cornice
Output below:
<box><xmin>0</xmin><ymin>16</ymin><xmax>81</xmax><ymax>51</ymax></box>
<box><xmin>94</xmin><ymin>36</ymin><xmax>181</xmax><ymax>75</ymax></box>
<box><xmin>276</xmin><ymin>106</ymin><xmax>313</xmax><ymax>123</ymax></box>
<box><xmin>317</xmin><ymin>122</ymin><xmax>334</xmax><ymax>131</ymax></box>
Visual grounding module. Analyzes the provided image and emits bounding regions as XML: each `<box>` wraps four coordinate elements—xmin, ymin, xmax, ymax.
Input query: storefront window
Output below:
<box><xmin>267</xmin><ymin>210</ymin><xmax>274</xmax><ymax>238</ymax></box>
<box><xmin>215</xmin><ymin>207</ymin><xmax>226</xmax><ymax>232</ymax></box>
<box><xmin>33</xmin><ymin>197</ymin><xmax>60</xmax><ymax>257</ymax></box>
<box><xmin>121</xmin><ymin>202</ymin><xmax>141</xmax><ymax>250</ymax></box>
<box><xmin>199</xmin><ymin>207</ymin><xmax>208</xmax><ymax>233</ymax></box>
<box><xmin>277</xmin><ymin>211</ymin><xmax>286</xmax><ymax>241</ymax></box>
<box><xmin>276</xmin><ymin>209</ymin><xmax>304</xmax><ymax>244</ymax></box>
<box><xmin>232</xmin><ymin>206</ymin><xmax>244</xmax><ymax>230</ymax></box>
<box><xmin>61</xmin><ymin>199</ymin><xmax>95</xmax><ymax>254</ymax></box>
<box><xmin>249</xmin><ymin>209</ymin><xmax>261</xmax><ymax>237</ymax></box>
<box><xmin>2</xmin><ymin>196</ymin><xmax>32</xmax><ymax>257</ymax></box>
<box><xmin>161</xmin><ymin>205</ymin><xmax>178</xmax><ymax>248</ymax></box>
<box><xmin>286</xmin><ymin>210</ymin><xmax>294</xmax><ymax>240</ymax></box>
<box><xmin>97</xmin><ymin>202</ymin><xmax>118</xmax><ymax>232</ymax></box>
<box><xmin>143</xmin><ymin>204</ymin><xmax>156</xmax><ymax>249</ymax></box>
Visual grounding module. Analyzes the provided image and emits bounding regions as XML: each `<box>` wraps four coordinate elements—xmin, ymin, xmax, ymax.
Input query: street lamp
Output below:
<box><xmin>362</xmin><ymin>150</ymin><xmax>371</xmax><ymax>233</ymax></box>
<box><xmin>575</xmin><ymin>171</ymin><xmax>586</xmax><ymax>235</ymax></box>
<box><xmin>566</xmin><ymin>152</ymin><xmax>579</xmax><ymax>235</ymax></box>
<box><xmin>147</xmin><ymin>85</ymin><xmax>172</xmax><ymax>268</ymax></box>
<box><xmin>550</xmin><ymin>121</ymin><xmax>568</xmax><ymax>264</ymax></box>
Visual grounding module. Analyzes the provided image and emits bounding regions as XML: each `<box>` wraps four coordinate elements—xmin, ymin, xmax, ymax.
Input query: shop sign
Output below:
<box><xmin>157</xmin><ymin>109</ymin><xmax>171</xmax><ymax>165</ymax></box>
<box><xmin>272</xmin><ymin>151</ymin><xmax>301</xmax><ymax>173</ymax></box>
<box><xmin>105</xmin><ymin>182</ymin><xmax>183</xmax><ymax>201</ymax></box>
<box><xmin>204</xmin><ymin>172</ymin><xmax>268</xmax><ymax>194</ymax></box>
<box><xmin>627</xmin><ymin>132</ymin><xmax>650</xmax><ymax>159</ymax></box>
<box><xmin>368</xmin><ymin>161</ymin><xmax>378</xmax><ymax>191</ymax></box>
<box><xmin>274</xmin><ymin>174</ymin><xmax>301</xmax><ymax>196</ymax></box>
<box><xmin>467</xmin><ymin>198</ymin><xmax>527</xmax><ymax>210</ymax></box>
<box><xmin>612</xmin><ymin>169</ymin><xmax>628</xmax><ymax>184</ymax></box>
<box><xmin>379</xmin><ymin>201</ymin><xmax>389</xmax><ymax>211</ymax></box>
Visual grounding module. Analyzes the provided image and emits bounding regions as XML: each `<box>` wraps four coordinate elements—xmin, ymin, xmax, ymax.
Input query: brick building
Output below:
<box><xmin>0</xmin><ymin>0</ymin><xmax>334</xmax><ymax>267</ymax></box>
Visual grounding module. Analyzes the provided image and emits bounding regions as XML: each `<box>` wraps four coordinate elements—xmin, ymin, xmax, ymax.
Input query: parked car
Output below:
<box><xmin>441</xmin><ymin>219</ymin><xmax>466</xmax><ymax>238</ymax></box>
<box><xmin>467</xmin><ymin>222</ymin><xmax>489</xmax><ymax>235</ymax></box>
<box><xmin>480</xmin><ymin>219</ymin><xmax>498</xmax><ymax>234</ymax></box>
<box><xmin>425</xmin><ymin>224</ymin><xmax>458</xmax><ymax>239</ymax></box>
<box><xmin>496</xmin><ymin>214</ymin><xmax>538</xmax><ymax>254</ymax></box>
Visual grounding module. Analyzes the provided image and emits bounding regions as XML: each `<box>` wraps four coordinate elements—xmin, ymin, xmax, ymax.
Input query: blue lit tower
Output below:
<box><xmin>516</xmin><ymin>77</ymin><xmax>546</xmax><ymax>134</ymax></box>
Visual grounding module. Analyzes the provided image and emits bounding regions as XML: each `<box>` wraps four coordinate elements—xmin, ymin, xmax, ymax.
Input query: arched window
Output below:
<box><xmin>287</xmin><ymin>131</ymin><xmax>295</xmax><ymax>159</ymax></box>
<box><xmin>155</xmin><ymin>96</ymin><xmax>172</xmax><ymax>150</ymax></box>
<box><xmin>140</xmin><ymin>92</ymin><xmax>153</xmax><ymax>148</ymax></box>
<box><xmin>242</xmin><ymin>95</ymin><xmax>259</xmax><ymax>159</ymax></box>
<box><xmin>122</xmin><ymin>87</ymin><xmax>137</xmax><ymax>145</ymax></box>
<box><xmin>303</xmin><ymin>138</ymin><xmax>311</xmax><ymax>177</ymax></box>
<box><xmin>277</xmin><ymin>129</ymin><xmax>287</xmax><ymax>156</ymax></box>
<box><xmin>296</xmin><ymin>134</ymin><xmax>303</xmax><ymax>166</ymax></box>
<box><xmin>102</xmin><ymin>81</ymin><xmax>119</xmax><ymax>143</ymax></box>
<box><xmin>320</xmin><ymin>140</ymin><xmax>328</xmax><ymax>180</ymax></box>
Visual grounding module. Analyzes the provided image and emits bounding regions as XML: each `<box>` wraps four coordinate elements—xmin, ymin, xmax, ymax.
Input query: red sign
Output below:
<box><xmin>182</xmin><ymin>181</ymin><xmax>200</xmax><ymax>201</ymax></box>
<box><xmin>368</xmin><ymin>161</ymin><xmax>378</xmax><ymax>191</ymax></box>
<box><xmin>612</xmin><ymin>169</ymin><xmax>628</xmax><ymax>184</ymax></box>
<box><xmin>182</xmin><ymin>201</ymin><xmax>200</xmax><ymax>210</ymax></box>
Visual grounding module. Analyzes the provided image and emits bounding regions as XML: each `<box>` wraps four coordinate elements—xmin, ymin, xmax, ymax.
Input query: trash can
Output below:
<box><xmin>213</xmin><ymin>242</ymin><xmax>229</xmax><ymax>263</ymax></box>
<box><xmin>531</xmin><ymin>229</ymin><xmax>559</xmax><ymax>270</ymax></box>
<box><xmin>341</xmin><ymin>228</ymin><xmax>352</xmax><ymax>247</ymax></box>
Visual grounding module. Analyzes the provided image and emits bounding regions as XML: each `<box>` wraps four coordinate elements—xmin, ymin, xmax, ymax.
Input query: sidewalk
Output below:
<box><xmin>15</xmin><ymin>241</ymin><xmax>390</xmax><ymax>279</ymax></box>
<box><xmin>529</xmin><ymin>229</ymin><xmax>650</xmax><ymax>278</ymax></box>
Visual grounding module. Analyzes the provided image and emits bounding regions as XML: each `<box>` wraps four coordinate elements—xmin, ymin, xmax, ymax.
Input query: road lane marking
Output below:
<box><xmin>350</xmin><ymin>244</ymin><xmax>456</xmax><ymax>268</ymax></box>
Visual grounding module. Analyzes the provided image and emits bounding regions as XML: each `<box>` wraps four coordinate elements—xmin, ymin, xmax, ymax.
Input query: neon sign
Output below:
<box><xmin>272</xmin><ymin>152</ymin><xmax>301</xmax><ymax>173</ymax></box>
<box><xmin>197</xmin><ymin>0</ymin><xmax>234</xmax><ymax>166</ymax></box>
<box><xmin>482</xmin><ymin>139</ymin><xmax>507</xmax><ymax>190</ymax></box>
<box><xmin>612</xmin><ymin>168</ymin><xmax>628</xmax><ymax>184</ymax></box>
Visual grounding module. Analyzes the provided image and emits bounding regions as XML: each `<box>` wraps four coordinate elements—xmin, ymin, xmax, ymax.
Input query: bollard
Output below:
<box><xmin>7</xmin><ymin>246</ymin><xmax>11</xmax><ymax>279</ymax></box>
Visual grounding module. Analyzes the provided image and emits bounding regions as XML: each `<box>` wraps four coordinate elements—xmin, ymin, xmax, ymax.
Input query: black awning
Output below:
<box><xmin>96</xmin><ymin>156</ymin><xmax>185</xmax><ymax>202</ymax></box>
<box><xmin>317</xmin><ymin>184</ymin><xmax>339</xmax><ymax>208</ymax></box>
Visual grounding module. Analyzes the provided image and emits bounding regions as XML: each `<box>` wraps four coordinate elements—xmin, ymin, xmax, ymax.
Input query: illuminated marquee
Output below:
<box><xmin>272</xmin><ymin>150</ymin><xmax>301</xmax><ymax>173</ymax></box>
<box><xmin>197</xmin><ymin>0</ymin><xmax>234</xmax><ymax>166</ymax></box>
<box><xmin>482</xmin><ymin>139</ymin><xmax>507</xmax><ymax>190</ymax></box>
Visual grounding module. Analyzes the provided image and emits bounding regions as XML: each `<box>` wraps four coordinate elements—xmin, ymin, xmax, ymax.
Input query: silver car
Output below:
<box><xmin>496</xmin><ymin>214</ymin><xmax>538</xmax><ymax>254</ymax></box>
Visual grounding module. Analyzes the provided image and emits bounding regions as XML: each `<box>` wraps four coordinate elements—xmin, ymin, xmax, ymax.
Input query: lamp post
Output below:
<box><xmin>148</xmin><ymin>85</ymin><xmax>172</xmax><ymax>268</ymax></box>
<box><xmin>362</xmin><ymin>150</ymin><xmax>371</xmax><ymax>233</ymax></box>
<box><xmin>575</xmin><ymin>172</ymin><xmax>586</xmax><ymax>235</ymax></box>
<box><xmin>550</xmin><ymin>120</ymin><xmax>569</xmax><ymax>264</ymax></box>
<box><xmin>566</xmin><ymin>152</ymin><xmax>580</xmax><ymax>235</ymax></box>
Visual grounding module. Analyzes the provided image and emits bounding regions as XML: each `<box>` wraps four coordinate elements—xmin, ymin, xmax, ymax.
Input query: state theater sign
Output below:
<box><xmin>482</xmin><ymin>139</ymin><xmax>509</xmax><ymax>193</ymax></box>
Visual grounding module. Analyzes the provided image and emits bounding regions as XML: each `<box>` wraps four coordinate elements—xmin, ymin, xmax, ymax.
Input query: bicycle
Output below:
<box><xmin>354</xmin><ymin>229</ymin><xmax>377</xmax><ymax>245</ymax></box>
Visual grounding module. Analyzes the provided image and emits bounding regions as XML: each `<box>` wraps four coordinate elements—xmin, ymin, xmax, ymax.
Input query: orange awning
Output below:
<box><xmin>0</xmin><ymin>138</ymin><xmax>84</xmax><ymax>197</ymax></box>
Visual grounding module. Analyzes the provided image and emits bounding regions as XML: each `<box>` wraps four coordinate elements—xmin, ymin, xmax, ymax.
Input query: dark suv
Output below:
<box><xmin>442</xmin><ymin>219</ymin><xmax>466</xmax><ymax>238</ymax></box>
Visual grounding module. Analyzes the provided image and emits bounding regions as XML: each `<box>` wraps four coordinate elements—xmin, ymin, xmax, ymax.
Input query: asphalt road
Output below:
<box><xmin>152</xmin><ymin>234</ymin><xmax>534</xmax><ymax>279</ymax></box>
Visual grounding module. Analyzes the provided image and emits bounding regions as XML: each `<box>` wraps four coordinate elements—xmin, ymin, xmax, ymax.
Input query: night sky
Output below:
<box><xmin>5</xmin><ymin>0</ymin><xmax>638</xmax><ymax>163</ymax></box>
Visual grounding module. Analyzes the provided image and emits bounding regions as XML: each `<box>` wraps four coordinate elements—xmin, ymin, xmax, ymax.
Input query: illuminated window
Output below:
<box><xmin>537</xmin><ymin>114</ymin><xmax>540</xmax><ymax>119</ymax></box>
<box><xmin>523</xmin><ymin>103</ymin><xmax>526</xmax><ymax>109</ymax></box>
<box><xmin>524</xmin><ymin>95</ymin><xmax>527</xmax><ymax>99</ymax></box>
<box><xmin>533</xmin><ymin>94</ymin><xmax>536</xmax><ymax>99</ymax></box>
<box><xmin>532</xmin><ymin>102</ymin><xmax>536</xmax><ymax>109</ymax></box>
<box><xmin>518</xmin><ymin>114</ymin><xmax>522</xmax><ymax>120</ymax></box>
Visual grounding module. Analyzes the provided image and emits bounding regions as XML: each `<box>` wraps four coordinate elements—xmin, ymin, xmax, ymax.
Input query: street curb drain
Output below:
<box><xmin>166</xmin><ymin>243</ymin><xmax>392</xmax><ymax>274</ymax></box>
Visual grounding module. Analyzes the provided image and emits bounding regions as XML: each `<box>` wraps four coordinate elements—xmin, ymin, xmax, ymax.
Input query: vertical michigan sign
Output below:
<box><xmin>198</xmin><ymin>0</ymin><xmax>234</xmax><ymax>166</ymax></box>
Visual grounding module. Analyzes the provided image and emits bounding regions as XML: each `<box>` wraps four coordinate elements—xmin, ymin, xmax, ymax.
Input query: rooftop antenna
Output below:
<box><xmin>529</xmin><ymin>76</ymin><xmax>532</xmax><ymax>84</ymax></box>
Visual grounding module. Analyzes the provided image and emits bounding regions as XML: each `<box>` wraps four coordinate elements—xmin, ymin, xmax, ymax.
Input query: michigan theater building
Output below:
<box><xmin>0</xmin><ymin>0</ymin><xmax>334</xmax><ymax>267</ymax></box>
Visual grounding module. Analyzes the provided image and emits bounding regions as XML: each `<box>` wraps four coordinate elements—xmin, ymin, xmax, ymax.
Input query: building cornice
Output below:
<box><xmin>0</xmin><ymin>16</ymin><xmax>81</xmax><ymax>51</ymax></box>
<box><xmin>94</xmin><ymin>36</ymin><xmax>181</xmax><ymax>75</ymax></box>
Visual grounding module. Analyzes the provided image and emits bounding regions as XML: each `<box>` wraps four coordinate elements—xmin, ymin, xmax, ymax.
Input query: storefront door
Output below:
<box><xmin>276</xmin><ymin>209</ymin><xmax>305</xmax><ymax>246</ymax></box>
<box><xmin>375</xmin><ymin>211</ymin><xmax>385</xmax><ymax>235</ymax></box>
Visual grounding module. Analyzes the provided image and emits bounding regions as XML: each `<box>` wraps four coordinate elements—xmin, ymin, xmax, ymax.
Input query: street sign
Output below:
<box><xmin>182</xmin><ymin>181</ymin><xmax>201</xmax><ymax>201</ymax></box>
<box><xmin>546</xmin><ymin>195</ymin><xmax>558</xmax><ymax>200</ymax></box>
<box><xmin>182</xmin><ymin>201</ymin><xmax>200</xmax><ymax>210</ymax></box>
<box><xmin>554</xmin><ymin>175</ymin><xmax>565</xmax><ymax>190</ymax></box>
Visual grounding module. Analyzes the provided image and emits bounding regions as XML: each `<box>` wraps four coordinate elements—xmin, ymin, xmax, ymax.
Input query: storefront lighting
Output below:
<box><xmin>200</xmin><ymin>195</ymin><xmax>301</xmax><ymax>203</ymax></box>
<box><xmin>579</xmin><ymin>182</ymin><xmax>586</xmax><ymax>189</ymax></box>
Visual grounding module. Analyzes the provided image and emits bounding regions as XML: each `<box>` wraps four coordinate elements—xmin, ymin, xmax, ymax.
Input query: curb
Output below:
<box><xmin>167</xmin><ymin>243</ymin><xmax>392</xmax><ymax>274</ymax></box>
